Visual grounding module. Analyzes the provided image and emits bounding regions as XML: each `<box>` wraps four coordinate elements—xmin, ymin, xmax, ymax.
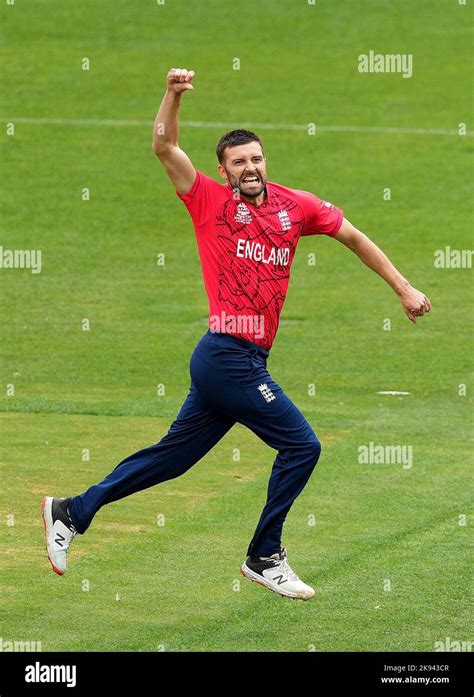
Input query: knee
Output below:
<box><xmin>304</xmin><ymin>434</ymin><xmax>322</xmax><ymax>464</ymax></box>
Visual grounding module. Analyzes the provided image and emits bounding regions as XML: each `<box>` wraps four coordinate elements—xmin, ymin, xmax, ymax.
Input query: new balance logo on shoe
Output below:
<box><xmin>54</xmin><ymin>533</ymin><xmax>65</xmax><ymax>548</ymax></box>
<box><xmin>240</xmin><ymin>547</ymin><xmax>316</xmax><ymax>600</ymax></box>
<box><xmin>272</xmin><ymin>574</ymin><xmax>287</xmax><ymax>585</ymax></box>
<box><xmin>42</xmin><ymin>497</ymin><xmax>78</xmax><ymax>575</ymax></box>
<box><xmin>258</xmin><ymin>383</ymin><xmax>276</xmax><ymax>402</ymax></box>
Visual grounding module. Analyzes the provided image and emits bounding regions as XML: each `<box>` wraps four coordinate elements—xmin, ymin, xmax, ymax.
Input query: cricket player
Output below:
<box><xmin>42</xmin><ymin>68</ymin><xmax>431</xmax><ymax>600</ymax></box>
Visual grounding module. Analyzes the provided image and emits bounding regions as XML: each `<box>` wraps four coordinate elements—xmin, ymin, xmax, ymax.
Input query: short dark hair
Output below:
<box><xmin>216</xmin><ymin>129</ymin><xmax>264</xmax><ymax>164</ymax></box>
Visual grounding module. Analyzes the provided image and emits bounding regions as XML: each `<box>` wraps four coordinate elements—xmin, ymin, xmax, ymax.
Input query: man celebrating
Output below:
<box><xmin>42</xmin><ymin>68</ymin><xmax>431</xmax><ymax>600</ymax></box>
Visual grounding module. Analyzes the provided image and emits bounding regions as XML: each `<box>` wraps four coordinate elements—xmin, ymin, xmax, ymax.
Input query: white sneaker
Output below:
<box><xmin>240</xmin><ymin>548</ymin><xmax>315</xmax><ymax>600</ymax></box>
<box><xmin>42</xmin><ymin>497</ymin><xmax>78</xmax><ymax>575</ymax></box>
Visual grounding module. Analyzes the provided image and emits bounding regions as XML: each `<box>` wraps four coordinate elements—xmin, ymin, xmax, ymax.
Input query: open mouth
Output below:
<box><xmin>241</xmin><ymin>175</ymin><xmax>260</xmax><ymax>185</ymax></box>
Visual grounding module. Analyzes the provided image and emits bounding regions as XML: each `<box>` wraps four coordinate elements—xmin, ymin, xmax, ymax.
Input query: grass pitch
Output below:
<box><xmin>0</xmin><ymin>0</ymin><xmax>472</xmax><ymax>651</ymax></box>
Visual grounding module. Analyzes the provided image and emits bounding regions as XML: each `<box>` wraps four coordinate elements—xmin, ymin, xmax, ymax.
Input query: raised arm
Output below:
<box><xmin>336</xmin><ymin>217</ymin><xmax>431</xmax><ymax>324</ymax></box>
<box><xmin>152</xmin><ymin>68</ymin><xmax>197</xmax><ymax>195</ymax></box>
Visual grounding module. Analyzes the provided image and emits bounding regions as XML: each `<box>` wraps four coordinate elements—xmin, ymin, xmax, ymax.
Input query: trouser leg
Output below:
<box><xmin>68</xmin><ymin>382</ymin><xmax>235</xmax><ymax>534</ymax></box>
<box><xmin>191</xmin><ymin>332</ymin><xmax>322</xmax><ymax>558</ymax></box>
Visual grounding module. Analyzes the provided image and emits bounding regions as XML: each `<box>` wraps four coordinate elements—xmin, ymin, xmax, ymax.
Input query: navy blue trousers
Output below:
<box><xmin>68</xmin><ymin>330</ymin><xmax>321</xmax><ymax>557</ymax></box>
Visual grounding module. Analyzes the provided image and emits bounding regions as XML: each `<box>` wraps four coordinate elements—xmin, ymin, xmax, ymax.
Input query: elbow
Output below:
<box><xmin>152</xmin><ymin>141</ymin><xmax>167</xmax><ymax>158</ymax></box>
<box><xmin>152</xmin><ymin>139</ymin><xmax>163</xmax><ymax>155</ymax></box>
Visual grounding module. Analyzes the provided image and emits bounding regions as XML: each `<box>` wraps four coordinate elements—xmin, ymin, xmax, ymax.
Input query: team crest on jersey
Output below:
<box><xmin>278</xmin><ymin>209</ymin><xmax>292</xmax><ymax>231</ymax></box>
<box><xmin>323</xmin><ymin>201</ymin><xmax>335</xmax><ymax>210</ymax></box>
<box><xmin>235</xmin><ymin>203</ymin><xmax>252</xmax><ymax>225</ymax></box>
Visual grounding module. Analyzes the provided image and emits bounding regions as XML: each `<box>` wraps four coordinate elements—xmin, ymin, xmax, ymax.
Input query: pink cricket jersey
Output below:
<box><xmin>177</xmin><ymin>170</ymin><xmax>343</xmax><ymax>350</ymax></box>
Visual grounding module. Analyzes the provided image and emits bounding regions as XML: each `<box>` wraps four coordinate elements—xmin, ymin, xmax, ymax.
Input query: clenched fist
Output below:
<box><xmin>167</xmin><ymin>68</ymin><xmax>196</xmax><ymax>94</ymax></box>
<box><xmin>399</xmin><ymin>286</ymin><xmax>432</xmax><ymax>324</ymax></box>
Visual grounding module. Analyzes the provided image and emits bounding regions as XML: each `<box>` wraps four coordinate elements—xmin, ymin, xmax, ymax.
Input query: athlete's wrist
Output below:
<box><xmin>165</xmin><ymin>87</ymin><xmax>183</xmax><ymax>101</ymax></box>
<box><xmin>393</xmin><ymin>277</ymin><xmax>411</xmax><ymax>296</ymax></box>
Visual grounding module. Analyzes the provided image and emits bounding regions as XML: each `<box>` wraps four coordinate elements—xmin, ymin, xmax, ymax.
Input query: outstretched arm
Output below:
<box><xmin>336</xmin><ymin>217</ymin><xmax>431</xmax><ymax>324</ymax></box>
<box><xmin>152</xmin><ymin>68</ymin><xmax>196</xmax><ymax>195</ymax></box>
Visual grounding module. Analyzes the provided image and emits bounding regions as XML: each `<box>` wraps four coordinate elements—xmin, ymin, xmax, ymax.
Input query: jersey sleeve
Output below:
<box><xmin>176</xmin><ymin>169</ymin><xmax>223</xmax><ymax>227</ymax></box>
<box><xmin>296</xmin><ymin>189</ymin><xmax>344</xmax><ymax>237</ymax></box>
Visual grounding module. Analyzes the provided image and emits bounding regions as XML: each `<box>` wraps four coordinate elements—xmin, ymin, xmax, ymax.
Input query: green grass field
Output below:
<box><xmin>0</xmin><ymin>0</ymin><xmax>472</xmax><ymax>652</ymax></box>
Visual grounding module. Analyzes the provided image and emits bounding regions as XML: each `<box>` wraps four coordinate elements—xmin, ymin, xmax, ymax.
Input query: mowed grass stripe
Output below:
<box><xmin>1</xmin><ymin>116</ymin><xmax>470</xmax><ymax>137</ymax></box>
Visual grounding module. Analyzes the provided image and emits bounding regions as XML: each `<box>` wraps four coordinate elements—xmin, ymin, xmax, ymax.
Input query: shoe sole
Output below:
<box><xmin>240</xmin><ymin>563</ymin><xmax>315</xmax><ymax>601</ymax></box>
<box><xmin>41</xmin><ymin>497</ymin><xmax>64</xmax><ymax>576</ymax></box>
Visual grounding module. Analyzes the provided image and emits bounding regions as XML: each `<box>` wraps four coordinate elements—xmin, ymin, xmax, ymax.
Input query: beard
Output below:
<box><xmin>228</xmin><ymin>171</ymin><xmax>267</xmax><ymax>199</ymax></box>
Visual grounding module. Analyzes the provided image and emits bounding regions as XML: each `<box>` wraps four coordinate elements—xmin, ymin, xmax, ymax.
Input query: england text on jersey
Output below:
<box><xmin>177</xmin><ymin>170</ymin><xmax>343</xmax><ymax>350</ymax></box>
